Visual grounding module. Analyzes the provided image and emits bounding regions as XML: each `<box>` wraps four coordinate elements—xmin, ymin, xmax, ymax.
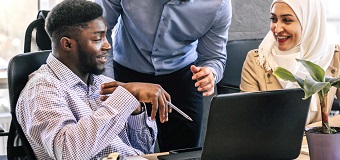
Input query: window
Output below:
<box><xmin>0</xmin><ymin>1</ymin><xmax>40</xmax><ymax>115</ymax></box>
<box><xmin>0</xmin><ymin>0</ymin><xmax>63</xmax><ymax>114</ymax></box>
<box><xmin>325</xmin><ymin>0</ymin><xmax>340</xmax><ymax>44</ymax></box>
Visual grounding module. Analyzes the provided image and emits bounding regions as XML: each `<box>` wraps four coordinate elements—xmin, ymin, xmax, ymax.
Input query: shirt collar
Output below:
<box><xmin>46</xmin><ymin>53</ymin><xmax>98</xmax><ymax>88</ymax></box>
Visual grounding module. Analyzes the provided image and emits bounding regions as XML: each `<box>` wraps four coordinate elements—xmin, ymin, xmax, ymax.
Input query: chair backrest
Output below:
<box><xmin>24</xmin><ymin>10</ymin><xmax>51</xmax><ymax>53</ymax></box>
<box><xmin>217</xmin><ymin>39</ymin><xmax>263</xmax><ymax>94</ymax></box>
<box><xmin>7</xmin><ymin>50</ymin><xmax>50</xmax><ymax>159</ymax></box>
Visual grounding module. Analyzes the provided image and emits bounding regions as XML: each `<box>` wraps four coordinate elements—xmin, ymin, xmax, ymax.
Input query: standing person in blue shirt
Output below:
<box><xmin>95</xmin><ymin>0</ymin><xmax>232</xmax><ymax>151</ymax></box>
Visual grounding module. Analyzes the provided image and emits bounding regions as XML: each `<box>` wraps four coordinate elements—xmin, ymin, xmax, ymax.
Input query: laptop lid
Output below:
<box><xmin>201</xmin><ymin>88</ymin><xmax>310</xmax><ymax>160</ymax></box>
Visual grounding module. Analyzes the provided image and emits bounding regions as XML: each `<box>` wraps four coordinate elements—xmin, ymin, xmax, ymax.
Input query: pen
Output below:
<box><xmin>167</xmin><ymin>102</ymin><xmax>193</xmax><ymax>121</ymax></box>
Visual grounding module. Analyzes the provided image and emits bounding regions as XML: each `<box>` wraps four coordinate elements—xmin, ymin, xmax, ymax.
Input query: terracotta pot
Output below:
<box><xmin>305</xmin><ymin>127</ymin><xmax>340</xmax><ymax>160</ymax></box>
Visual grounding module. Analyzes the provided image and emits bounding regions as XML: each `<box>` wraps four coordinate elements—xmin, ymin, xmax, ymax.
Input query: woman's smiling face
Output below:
<box><xmin>270</xmin><ymin>2</ymin><xmax>302</xmax><ymax>51</ymax></box>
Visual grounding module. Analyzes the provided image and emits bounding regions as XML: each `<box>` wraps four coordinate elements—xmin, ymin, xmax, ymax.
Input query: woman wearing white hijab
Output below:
<box><xmin>240</xmin><ymin>0</ymin><xmax>340</xmax><ymax>124</ymax></box>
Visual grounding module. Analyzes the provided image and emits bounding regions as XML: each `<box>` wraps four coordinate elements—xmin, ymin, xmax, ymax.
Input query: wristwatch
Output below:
<box><xmin>140</xmin><ymin>102</ymin><xmax>146</xmax><ymax>113</ymax></box>
<box><xmin>212</xmin><ymin>72</ymin><xmax>217</xmax><ymax>82</ymax></box>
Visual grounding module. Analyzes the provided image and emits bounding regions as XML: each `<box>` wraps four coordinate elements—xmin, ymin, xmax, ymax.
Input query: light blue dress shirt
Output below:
<box><xmin>96</xmin><ymin>0</ymin><xmax>232</xmax><ymax>82</ymax></box>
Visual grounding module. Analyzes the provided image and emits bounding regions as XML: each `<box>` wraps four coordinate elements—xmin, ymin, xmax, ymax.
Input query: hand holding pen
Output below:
<box><xmin>100</xmin><ymin>81</ymin><xmax>171</xmax><ymax>123</ymax></box>
<box><xmin>100</xmin><ymin>81</ymin><xmax>192</xmax><ymax>122</ymax></box>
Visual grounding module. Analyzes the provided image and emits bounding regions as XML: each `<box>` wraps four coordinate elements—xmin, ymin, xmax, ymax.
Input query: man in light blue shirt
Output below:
<box><xmin>95</xmin><ymin>0</ymin><xmax>232</xmax><ymax>151</ymax></box>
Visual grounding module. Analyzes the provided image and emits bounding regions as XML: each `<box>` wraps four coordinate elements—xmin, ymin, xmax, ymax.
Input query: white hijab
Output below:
<box><xmin>257</xmin><ymin>0</ymin><xmax>335</xmax><ymax>111</ymax></box>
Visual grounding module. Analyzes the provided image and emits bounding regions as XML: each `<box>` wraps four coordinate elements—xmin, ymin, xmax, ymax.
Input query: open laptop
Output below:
<box><xmin>158</xmin><ymin>88</ymin><xmax>310</xmax><ymax>160</ymax></box>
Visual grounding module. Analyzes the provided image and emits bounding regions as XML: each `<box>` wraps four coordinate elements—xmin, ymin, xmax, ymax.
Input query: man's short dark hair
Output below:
<box><xmin>45</xmin><ymin>0</ymin><xmax>103</xmax><ymax>42</ymax></box>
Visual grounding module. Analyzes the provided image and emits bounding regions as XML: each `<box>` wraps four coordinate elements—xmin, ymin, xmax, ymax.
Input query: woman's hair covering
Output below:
<box><xmin>257</xmin><ymin>0</ymin><xmax>335</xmax><ymax>111</ymax></box>
<box><xmin>258</xmin><ymin>0</ymin><xmax>334</xmax><ymax>80</ymax></box>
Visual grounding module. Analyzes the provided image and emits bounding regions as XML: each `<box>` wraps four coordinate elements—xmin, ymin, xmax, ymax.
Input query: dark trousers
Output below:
<box><xmin>113</xmin><ymin>61</ymin><xmax>203</xmax><ymax>152</ymax></box>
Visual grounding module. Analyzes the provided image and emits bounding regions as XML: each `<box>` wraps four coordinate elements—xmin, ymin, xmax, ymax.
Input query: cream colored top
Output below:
<box><xmin>240</xmin><ymin>45</ymin><xmax>340</xmax><ymax>124</ymax></box>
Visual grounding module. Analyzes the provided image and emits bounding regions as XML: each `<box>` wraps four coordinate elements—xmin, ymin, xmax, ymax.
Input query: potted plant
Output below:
<box><xmin>273</xmin><ymin>59</ymin><xmax>340</xmax><ymax>160</ymax></box>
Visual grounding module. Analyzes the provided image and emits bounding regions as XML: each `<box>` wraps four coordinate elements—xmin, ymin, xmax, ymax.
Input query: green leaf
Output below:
<box><xmin>296</xmin><ymin>59</ymin><xmax>325</xmax><ymax>82</ymax></box>
<box><xmin>273</xmin><ymin>59</ymin><xmax>338</xmax><ymax>134</ymax></box>
<box><xmin>325</xmin><ymin>76</ymin><xmax>340</xmax><ymax>88</ymax></box>
<box><xmin>273</xmin><ymin>67</ymin><xmax>304</xmax><ymax>88</ymax></box>
<box><xmin>273</xmin><ymin>67</ymin><xmax>297</xmax><ymax>82</ymax></box>
<box><xmin>295</xmin><ymin>76</ymin><xmax>305</xmax><ymax>89</ymax></box>
<box><xmin>302</xmin><ymin>77</ymin><xmax>329</xmax><ymax>100</ymax></box>
<box><xmin>321</xmin><ymin>84</ymin><xmax>331</xmax><ymax>95</ymax></box>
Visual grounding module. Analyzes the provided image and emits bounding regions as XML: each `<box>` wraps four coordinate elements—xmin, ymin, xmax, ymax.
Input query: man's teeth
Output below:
<box><xmin>97</xmin><ymin>54</ymin><xmax>106</xmax><ymax>58</ymax></box>
<box><xmin>97</xmin><ymin>55</ymin><xmax>106</xmax><ymax>60</ymax></box>
<box><xmin>98</xmin><ymin>57</ymin><xmax>106</xmax><ymax>60</ymax></box>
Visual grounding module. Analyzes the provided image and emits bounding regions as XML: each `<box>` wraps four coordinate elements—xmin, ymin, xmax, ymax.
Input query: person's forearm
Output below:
<box><xmin>51</xmin><ymin>87</ymin><xmax>140</xmax><ymax>159</ymax></box>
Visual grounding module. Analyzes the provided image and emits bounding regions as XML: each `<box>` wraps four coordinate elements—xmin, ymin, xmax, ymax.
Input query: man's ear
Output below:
<box><xmin>60</xmin><ymin>37</ymin><xmax>73</xmax><ymax>51</ymax></box>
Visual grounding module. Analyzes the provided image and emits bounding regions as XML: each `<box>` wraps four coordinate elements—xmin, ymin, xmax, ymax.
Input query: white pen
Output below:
<box><xmin>167</xmin><ymin>102</ymin><xmax>193</xmax><ymax>121</ymax></box>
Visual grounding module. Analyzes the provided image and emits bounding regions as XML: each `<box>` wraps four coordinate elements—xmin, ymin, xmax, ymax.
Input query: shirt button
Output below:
<box><xmin>331</xmin><ymin>69</ymin><xmax>335</xmax><ymax>74</ymax></box>
<box><xmin>153</xmin><ymin>58</ymin><xmax>158</xmax><ymax>61</ymax></box>
<box><xmin>162</xmin><ymin>18</ymin><xmax>167</xmax><ymax>22</ymax></box>
<box><xmin>158</xmin><ymin>34</ymin><xmax>163</xmax><ymax>38</ymax></box>
<box><xmin>154</xmin><ymin>48</ymin><xmax>158</xmax><ymax>52</ymax></box>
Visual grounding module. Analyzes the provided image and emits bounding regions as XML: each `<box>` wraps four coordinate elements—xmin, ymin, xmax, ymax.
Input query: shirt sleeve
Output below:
<box><xmin>94</xmin><ymin>0</ymin><xmax>122</xmax><ymax>78</ymax></box>
<box><xmin>95</xmin><ymin>0</ymin><xmax>122</xmax><ymax>32</ymax></box>
<box><xmin>126</xmin><ymin>110</ymin><xmax>157</xmax><ymax>154</ymax></box>
<box><xmin>195</xmin><ymin>0</ymin><xmax>232</xmax><ymax>83</ymax></box>
<box><xmin>92</xmin><ymin>101</ymin><xmax>157</xmax><ymax>157</ymax></box>
<box><xmin>16</xmin><ymin>75</ymin><xmax>156</xmax><ymax>159</ymax></box>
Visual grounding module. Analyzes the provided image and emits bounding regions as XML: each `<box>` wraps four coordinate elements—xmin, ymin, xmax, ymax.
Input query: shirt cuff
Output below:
<box><xmin>128</xmin><ymin>107</ymin><xmax>156</xmax><ymax>130</ymax></box>
<box><xmin>101</xmin><ymin>86</ymin><xmax>139</xmax><ymax>115</ymax></box>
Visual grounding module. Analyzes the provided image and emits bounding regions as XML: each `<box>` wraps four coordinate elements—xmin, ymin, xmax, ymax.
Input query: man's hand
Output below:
<box><xmin>100</xmin><ymin>81</ymin><xmax>171</xmax><ymax>123</ymax></box>
<box><xmin>190</xmin><ymin>65</ymin><xmax>216</xmax><ymax>96</ymax></box>
<box><xmin>131</xmin><ymin>105</ymin><xmax>142</xmax><ymax>115</ymax></box>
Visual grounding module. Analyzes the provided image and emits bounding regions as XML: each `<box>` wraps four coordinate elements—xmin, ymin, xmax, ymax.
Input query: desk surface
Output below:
<box><xmin>122</xmin><ymin>115</ymin><xmax>340</xmax><ymax>160</ymax></box>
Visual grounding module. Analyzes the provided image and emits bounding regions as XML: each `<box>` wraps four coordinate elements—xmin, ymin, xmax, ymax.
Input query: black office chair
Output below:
<box><xmin>217</xmin><ymin>39</ymin><xmax>263</xmax><ymax>94</ymax></box>
<box><xmin>7</xmin><ymin>50</ymin><xmax>50</xmax><ymax>160</ymax></box>
<box><xmin>24</xmin><ymin>10</ymin><xmax>51</xmax><ymax>53</ymax></box>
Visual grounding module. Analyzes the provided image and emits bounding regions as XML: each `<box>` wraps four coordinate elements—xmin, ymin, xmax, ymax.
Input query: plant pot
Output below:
<box><xmin>305</xmin><ymin>127</ymin><xmax>340</xmax><ymax>160</ymax></box>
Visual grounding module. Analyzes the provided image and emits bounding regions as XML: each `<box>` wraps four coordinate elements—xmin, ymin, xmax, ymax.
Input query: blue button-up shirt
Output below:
<box><xmin>96</xmin><ymin>0</ymin><xmax>232</xmax><ymax>82</ymax></box>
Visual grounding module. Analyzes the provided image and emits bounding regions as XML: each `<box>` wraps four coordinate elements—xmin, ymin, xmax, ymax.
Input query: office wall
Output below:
<box><xmin>229</xmin><ymin>0</ymin><xmax>271</xmax><ymax>40</ymax></box>
<box><xmin>200</xmin><ymin>0</ymin><xmax>272</xmax><ymax>146</ymax></box>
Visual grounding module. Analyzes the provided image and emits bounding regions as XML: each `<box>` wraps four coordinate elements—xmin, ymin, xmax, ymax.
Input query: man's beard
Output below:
<box><xmin>77</xmin><ymin>44</ymin><xmax>105</xmax><ymax>75</ymax></box>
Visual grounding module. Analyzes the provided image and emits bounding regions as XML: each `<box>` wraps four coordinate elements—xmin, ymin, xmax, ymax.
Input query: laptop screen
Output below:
<box><xmin>202</xmin><ymin>88</ymin><xmax>310</xmax><ymax>159</ymax></box>
<box><xmin>158</xmin><ymin>88</ymin><xmax>310</xmax><ymax>160</ymax></box>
